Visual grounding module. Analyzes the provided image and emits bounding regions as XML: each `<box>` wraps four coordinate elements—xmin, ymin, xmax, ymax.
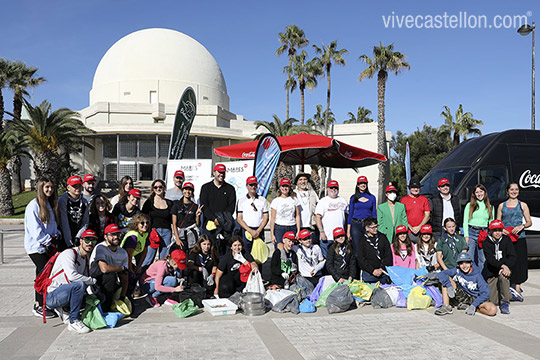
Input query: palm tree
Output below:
<box><xmin>344</xmin><ymin>106</ymin><xmax>374</xmax><ymax>124</ymax></box>
<box><xmin>359</xmin><ymin>42</ymin><xmax>410</xmax><ymax>202</ymax></box>
<box><xmin>0</xmin><ymin>126</ymin><xmax>28</xmax><ymax>216</ymax></box>
<box><xmin>276</xmin><ymin>25</ymin><xmax>309</xmax><ymax>121</ymax></box>
<box><xmin>291</xmin><ymin>51</ymin><xmax>322</xmax><ymax>125</ymax></box>
<box><xmin>440</xmin><ymin>104</ymin><xmax>484</xmax><ymax>147</ymax></box>
<box><xmin>307</xmin><ymin>104</ymin><xmax>336</xmax><ymax>128</ymax></box>
<box><xmin>14</xmin><ymin>99</ymin><xmax>93</xmax><ymax>187</ymax></box>
<box><xmin>313</xmin><ymin>41</ymin><xmax>348</xmax><ymax>136</ymax></box>
<box><xmin>0</xmin><ymin>58</ymin><xmax>12</xmax><ymax>132</ymax></box>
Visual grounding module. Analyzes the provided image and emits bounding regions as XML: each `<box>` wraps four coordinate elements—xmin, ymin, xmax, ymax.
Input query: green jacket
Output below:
<box><xmin>377</xmin><ymin>202</ymin><xmax>408</xmax><ymax>242</ymax></box>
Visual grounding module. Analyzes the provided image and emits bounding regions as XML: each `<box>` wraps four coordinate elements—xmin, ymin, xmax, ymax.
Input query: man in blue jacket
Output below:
<box><xmin>435</xmin><ymin>252</ymin><xmax>497</xmax><ymax>316</ymax></box>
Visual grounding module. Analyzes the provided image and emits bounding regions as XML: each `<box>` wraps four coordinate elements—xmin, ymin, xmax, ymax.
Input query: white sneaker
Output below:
<box><xmin>55</xmin><ymin>308</ymin><xmax>70</xmax><ymax>324</ymax></box>
<box><xmin>68</xmin><ymin>319</ymin><xmax>91</xmax><ymax>334</ymax></box>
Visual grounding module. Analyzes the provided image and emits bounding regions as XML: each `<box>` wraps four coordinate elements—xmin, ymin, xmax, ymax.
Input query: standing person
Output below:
<box><xmin>400</xmin><ymin>178</ymin><xmax>431</xmax><ymax>244</ymax></box>
<box><xmin>377</xmin><ymin>185</ymin><xmax>408</xmax><ymax>243</ymax></box>
<box><xmin>497</xmin><ymin>183</ymin><xmax>532</xmax><ymax>297</ymax></box>
<box><xmin>87</xmin><ymin>195</ymin><xmax>117</xmax><ymax>243</ymax></box>
<box><xmin>326</xmin><ymin>227</ymin><xmax>356</xmax><ymax>283</ymax></box>
<box><xmin>295</xmin><ymin>229</ymin><xmax>325</xmax><ymax>286</ymax></box>
<box><xmin>110</xmin><ymin>175</ymin><xmax>134</xmax><ymax>207</ymax></box>
<box><xmin>82</xmin><ymin>174</ymin><xmax>97</xmax><ymax>205</ymax></box>
<box><xmin>165</xmin><ymin>170</ymin><xmax>185</xmax><ymax>202</ymax></box>
<box><xmin>45</xmin><ymin>230</ymin><xmax>98</xmax><ymax>333</ymax></box>
<box><xmin>347</xmin><ymin>176</ymin><xmax>376</xmax><ymax>258</ymax></box>
<box><xmin>200</xmin><ymin>164</ymin><xmax>236</xmax><ymax>254</ymax></box>
<box><xmin>24</xmin><ymin>177</ymin><xmax>62</xmax><ymax>319</ymax></box>
<box><xmin>294</xmin><ymin>173</ymin><xmax>319</xmax><ymax>243</ymax></box>
<box><xmin>464</xmin><ymin>184</ymin><xmax>493</xmax><ymax>270</ymax></box>
<box><xmin>140</xmin><ymin>250</ymin><xmax>187</xmax><ymax>307</ymax></box>
<box><xmin>171</xmin><ymin>182</ymin><xmax>202</xmax><ymax>252</ymax></box>
<box><xmin>142</xmin><ymin>179</ymin><xmax>174</xmax><ymax>265</ymax></box>
<box><xmin>89</xmin><ymin>224</ymin><xmax>129</xmax><ymax>312</ymax></box>
<box><xmin>270</xmin><ymin>231</ymin><xmax>298</xmax><ymax>288</ymax></box>
<box><xmin>237</xmin><ymin>176</ymin><xmax>269</xmax><ymax>254</ymax></box>
<box><xmin>436</xmin><ymin>218</ymin><xmax>469</xmax><ymax>270</ymax></box>
<box><xmin>112</xmin><ymin>188</ymin><xmax>141</xmax><ymax>233</ymax></box>
<box><xmin>357</xmin><ymin>217</ymin><xmax>392</xmax><ymax>284</ymax></box>
<box><xmin>120</xmin><ymin>213</ymin><xmax>151</xmax><ymax>296</ymax></box>
<box><xmin>187</xmin><ymin>235</ymin><xmax>219</xmax><ymax>294</ymax></box>
<box><xmin>58</xmin><ymin>175</ymin><xmax>89</xmax><ymax>250</ymax></box>
<box><xmin>482</xmin><ymin>219</ymin><xmax>517</xmax><ymax>314</ymax></box>
<box><xmin>430</xmin><ymin>178</ymin><xmax>462</xmax><ymax>238</ymax></box>
<box><xmin>391</xmin><ymin>225</ymin><xmax>416</xmax><ymax>269</ymax></box>
<box><xmin>315</xmin><ymin>180</ymin><xmax>348</xmax><ymax>258</ymax></box>
<box><xmin>270</xmin><ymin>178</ymin><xmax>301</xmax><ymax>256</ymax></box>
<box><xmin>416</xmin><ymin>224</ymin><xmax>439</xmax><ymax>271</ymax></box>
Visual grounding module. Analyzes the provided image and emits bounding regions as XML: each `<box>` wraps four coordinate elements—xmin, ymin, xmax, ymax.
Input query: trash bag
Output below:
<box><xmin>228</xmin><ymin>291</ymin><xmax>244</xmax><ymax>307</ymax></box>
<box><xmin>265</xmin><ymin>289</ymin><xmax>294</xmax><ymax>306</ymax></box>
<box><xmin>348</xmin><ymin>281</ymin><xmax>374</xmax><ymax>301</ymax></box>
<box><xmin>296</xmin><ymin>276</ymin><xmax>315</xmax><ymax>296</ymax></box>
<box><xmin>326</xmin><ymin>285</ymin><xmax>355</xmax><ymax>314</ymax></box>
<box><xmin>173</xmin><ymin>299</ymin><xmax>199</xmax><ymax>318</ymax></box>
<box><xmin>316</xmin><ymin>280</ymin><xmax>349</xmax><ymax>307</ymax></box>
<box><xmin>307</xmin><ymin>277</ymin><xmax>326</xmax><ymax>303</ymax></box>
<box><xmin>272</xmin><ymin>294</ymin><xmax>300</xmax><ymax>314</ymax></box>
<box><xmin>395</xmin><ymin>290</ymin><xmax>407</xmax><ymax>308</ymax></box>
<box><xmin>381</xmin><ymin>285</ymin><xmax>401</xmax><ymax>306</ymax></box>
<box><xmin>251</xmin><ymin>238</ymin><xmax>269</xmax><ymax>264</ymax></box>
<box><xmin>243</xmin><ymin>270</ymin><xmax>265</xmax><ymax>295</ymax></box>
<box><xmin>174</xmin><ymin>284</ymin><xmax>207</xmax><ymax>308</ymax></box>
<box><xmin>371</xmin><ymin>287</ymin><xmax>393</xmax><ymax>309</ymax></box>
<box><xmin>103</xmin><ymin>312</ymin><xmax>124</xmax><ymax>328</ymax></box>
<box><xmin>81</xmin><ymin>294</ymin><xmax>107</xmax><ymax>330</ymax></box>
<box><xmin>425</xmin><ymin>285</ymin><xmax>443</xmax><ymax>308</ymax></box>
<box><xmin>407</xmin><ymin>286</ymin><xmax>432</xmax><ymax>310</ymax></box>
<box><xmin>111</xmin><ymin>297</ymin><xmax>132</xmax><ymax>318</ymax></box>
<box><xmin>299</xmin><ymin>299</ymin><xmax>316</xmax><ymax>313</ymax></box>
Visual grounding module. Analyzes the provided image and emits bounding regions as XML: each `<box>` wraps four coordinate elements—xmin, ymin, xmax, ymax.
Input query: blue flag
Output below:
<box><xmin>405</xmin><ymin>141</ymin><xmax>411</xmax><ymax>194</ymax></box>
<box><xmin>254</xmin><ymin>134</ymin><xmax>282</xmax><ymax>198</ymax></box>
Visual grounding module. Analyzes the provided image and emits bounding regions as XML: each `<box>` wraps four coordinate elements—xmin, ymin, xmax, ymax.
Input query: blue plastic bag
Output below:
<box><xmin>425</xmin><ymin>286</ymin><xmax>443</xmax><ymax>308</ymax></box>
<box><xmin>387</xmin><ymin>266</ymin><xmax>428</xmax><ymax>287</ymax></box>
<box><xmin>299</xmin><ymin>299</ymin><xmax>316</xmax><ymax>313</ymax></box>
<box><xmin>395</xmin><ymin>290</ymin><xmax>407</xmax><ymax>308</ymax></box>
<box><xmin>307</xmin><ymin>277</ymin><xmax>325</xmax><ymax>304</ymax></box>
<box><xmin>103</xmin><ymin>312</ymin><xmax>124</xmax><ymax>328</ymax></box>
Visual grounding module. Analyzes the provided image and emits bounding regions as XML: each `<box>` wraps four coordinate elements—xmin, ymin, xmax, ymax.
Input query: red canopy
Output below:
<box><xmin>214</xmin><ymin>132</ymin><xmax>386</xmax><ymax>168</ymax></box>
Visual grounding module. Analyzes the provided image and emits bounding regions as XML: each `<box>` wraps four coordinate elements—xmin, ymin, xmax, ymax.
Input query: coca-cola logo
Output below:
<box><xmin>519</xmin><ymin>169</ymin><xmax>540</xmax><ymax>189</ymax></box>
<box><xmin>242</xmin><ymin>151</ymin><xmax>255</xmax><ymax>158</ymax></box>
<box><xmin>263</xmin><ymin>138</ymin><xmax>272</xmax><ymax>149</ymax></box>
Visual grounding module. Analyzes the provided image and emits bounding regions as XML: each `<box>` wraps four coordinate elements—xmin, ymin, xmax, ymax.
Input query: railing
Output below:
<box><xmin>0</xmin><ymin>229</ymin><xmax>24</xmax><ymax>264</ymax></box>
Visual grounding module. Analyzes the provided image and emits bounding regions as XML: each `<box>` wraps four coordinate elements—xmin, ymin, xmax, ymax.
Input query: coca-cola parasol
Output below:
<box><xmin>214</xmin><ymin>132</ymin><xmax>386</xmax><ymax>168</ymax></box>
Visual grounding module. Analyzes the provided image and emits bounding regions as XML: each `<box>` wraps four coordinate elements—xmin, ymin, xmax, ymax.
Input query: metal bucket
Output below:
<box><xmin>242</xmin><ymin>292</ymin><xmax>265</xmax><ymax>316</ymax></box>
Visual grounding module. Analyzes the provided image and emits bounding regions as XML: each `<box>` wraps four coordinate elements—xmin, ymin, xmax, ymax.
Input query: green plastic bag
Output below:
<box><xmin>316</xmin><ymin>280</ymin><xmax>351</xmax><ymax>307</ymax></box>
<box><xmin>173</xmin><ymin>299</ymin><xmax>199</xmax><ymax>318</ymax></box>
<box><xmin>81</xmin><ymin>294</ymin><xmax>107</xmax><ymax>330</ymax></box>
<box><xmin>348</xmin><ymin>280</ymin><xmax>375</xmax><ymax>301</ymax></box>
<box><xmin>407</xmin><ymin>285</ymin><xmax>432</xmax><ymax>310</ymax></box>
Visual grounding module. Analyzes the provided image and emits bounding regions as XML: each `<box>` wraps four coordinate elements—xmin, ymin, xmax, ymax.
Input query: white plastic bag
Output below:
<box><xmin>383</xmin><ymin>286</ymin><xmax>401</xmax><ymax>306</ymax></box>
<box><xmin>265</xmin><ymin>289</ymin><xmax>294</xmax><ymax>306</ymax></box>
<box><xmin>243</xmin><ymin>270</ymin><xmax>265</xmax><ymax>295</ymax></box>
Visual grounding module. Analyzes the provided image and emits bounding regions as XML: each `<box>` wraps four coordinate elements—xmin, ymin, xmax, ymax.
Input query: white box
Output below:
<box><xmin>202</xmin><ymin>299</ymin><xmax>238</xmax><ymax>316</ymax></box>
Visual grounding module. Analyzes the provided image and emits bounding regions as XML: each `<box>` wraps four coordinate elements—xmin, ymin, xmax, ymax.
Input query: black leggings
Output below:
<box><xmin>218</xmin><ymin>271</ymin><xmax>246</xmax><ymax>298</ymax></box>
<box><xmin>96</xmin><ymin>272</ymin><xmax>121</xmax><ymax>312</ymax></box>
<box><xmin>29</xmin><ymin>252</ymin><xmax>50</xmax><ymax>305</ymax></box>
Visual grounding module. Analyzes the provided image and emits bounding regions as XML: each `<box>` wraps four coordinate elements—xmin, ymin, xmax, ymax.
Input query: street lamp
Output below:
<box><xmin>518</xmin><ymin>22</ymin><xmax>535</xmax><ymax>130</ymax></box>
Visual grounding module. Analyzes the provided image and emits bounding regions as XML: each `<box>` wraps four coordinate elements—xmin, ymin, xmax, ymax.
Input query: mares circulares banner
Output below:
<box><xmin>166</xmin><ymin>159</ymin><xmax>212</xmax><ymax>201</ymax></box>
<box><xmin>169</xmin><ymin>87</ymin><xmax>197</xmax><ymax>160</ymax></box>
<box><xmin>253</xmin><ymin>134</ymin><xmax>282</xmax><ymax>198</ymax></box>
<box><xmin>220</xmin><ymin>161</ymin><xmax>255</xmax><ymax>200</ymax></box>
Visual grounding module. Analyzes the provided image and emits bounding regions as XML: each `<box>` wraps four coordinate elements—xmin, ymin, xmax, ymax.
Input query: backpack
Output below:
<box><xmin>34</xmin><ymin>248</ymin><xmax>78</xmax><ymax>323</ymax></box>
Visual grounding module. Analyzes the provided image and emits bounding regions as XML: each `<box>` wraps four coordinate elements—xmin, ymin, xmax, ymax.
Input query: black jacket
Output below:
<box><xmin>357</xmin><ymin>232</ymin><xmax>392</xmax><ymax>275</ymax></box>
<box><xmin>482</xmin><ymin>234</ymin><xmax>517</xmax><ymax>279</ymax></box>
<box><xmin>326</xmin><ymin>242</ymin><xmax>357</xmax><ymax>281</ymax></box>
<box><xmin>270</xmin><ymin>249</ymin><xmax>298</xmax><ymax>287</ymax></box>
<box><xmin>430</xmin><ymin>194</ymin><xmax>462</xmax><ymax>235</ymax></box>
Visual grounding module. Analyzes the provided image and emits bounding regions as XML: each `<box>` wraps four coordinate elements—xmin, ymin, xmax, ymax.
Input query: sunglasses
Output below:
<box><xmin>175</xmin><ymin>176</ymin><xmax>184</xmax><ymax>179</ymax></box>
<box><xmin>251</xmin><ymin>202</ymin><xmax>258</xmax><ymax>211</ymax></box>
<box><xmin>153</xmin><ymin>186</ymin><xmax>164</xmax><ymax>190</ymax></box>
<box><xmin>329</xmin><ymin>187</ymin><xmax>339</xmax><ymax>190</ymax></box>
<box><xmin>140</xmin><ymin>221</ymin><xmax>150</xmax><ymax>226</ymax></box>
<box><xmin>368</xmin><ymin>225</ymin><xmax>378</xmax><ymax>229</ymax></box>
<box><xmin>440</xmin><ymin>184</ymin><xmax>450</xmax><ymax>188</ymax></box>
<box><xmin>248</xmin><ymin>183</ymin><xmax>258</xmax><ymax>187</ymax></box>
<box><xmin>82</xmin><ymin>238</ymin><xmax>97</xmax><ymax>244</ymax></box>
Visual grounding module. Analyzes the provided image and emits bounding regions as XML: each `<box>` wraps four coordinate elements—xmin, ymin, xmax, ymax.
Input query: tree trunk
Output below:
<box><xmin>7</xmin><ymin>155</ymin><xmax>22</xmax><ymax>195</ymax></box>
<box><xmin>310</xmin><ymin>165</ymin><xmax>321</xmax><ymax>195</ymax></box>
<box><xmin>286</xmin><ymin>56</ymin><xmax>292</xmax><ymax>121</ymax></box>
<box><xmin>0</xmin><ymin>89</ymin><xmax>4</xmax><ymax>132</ymax></box>
<box><xmin>319</xmin><ymin>167</ymin><xmax>327</xmax><ymax>198</ymax></box>
<box><xmin>453</xmin><ymin>132</ymin><xmax>460</xmax><ymax>147</ymax></box>
<box><xmin>376</xmin><ymin>71</ymin><xmax>389</xmax><ymax>204</ymax></box>
<box><xmin>13</xmin><ymin>92</ymin><xmax>22</xmax><ymax>122</ymax></box>
<box><xmin>33</xmin><ymin>150</ymin><xmax>61</xmax><ymax>187</ymax></box>
<box><xmin>272</xmin><ymin>161</ymin><xmax>294</xmax><ymax>197</ymax></box>
<box><xmin>0</xmin><ymin>166</ymin><xmax>14</xmax><ymax>216</ymax></box>
<box><xmin>321</xmin><ymin>66</ymin><xmax>331</xmax><ymax>195</ymax></box>
<box><xmin>300</xmin><ymin>89</ymin><xmax>305</xmax><ymax>125</ymax></box>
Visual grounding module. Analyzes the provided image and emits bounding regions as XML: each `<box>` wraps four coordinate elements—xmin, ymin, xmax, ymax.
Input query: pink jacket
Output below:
<box><xmin>141</xmin><ymin>260</ymin><xmax>175</xmax><ymax>293</ymax></box>
<box><xmin>391</xmin><ymin>244</ymin><xmax>416</xmax><ymax>269</ymax></box>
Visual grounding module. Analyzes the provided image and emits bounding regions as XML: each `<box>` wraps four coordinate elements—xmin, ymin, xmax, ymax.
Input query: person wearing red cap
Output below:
<box><xmin>293</xmin><ymin>173</ymin><xmax>319</xmax><ymax>244</ymax></box>
<box><xmin>391</xmin><ymin>225</ymin><xmax>416</xmax><ymax>269</ymax></box>
<box><xmin>237</xmin><ymin>176</ymin><xmax>269</xmax><ymax>254</ymax></box>
<box><xmin>315</xmin><ymin>180</ymin><xmax>348</xmax><ymax>258</ymax></box>
<box><xmin>400</xmin><ymin>178</ymin><xmax>431</xmax><ymax>244</ymax></box>
<box><xmin>430</xmin><ymin>178</ymin><xmax>462</xmax><ymax>238</ymax></box>
<box><xmin>82</xmin><ymin>174</ymin><xmax>97</xmax><ymax>205</ymax></box>
<box><xmin>112</xmin><ymin>188</ymin><xmax>141</xmax><ymax>232</ymax></box>
<box><xmin>171</xmin><ymin>182</ymin><xmax>202</xmax><ymax>253</ymax></box>
<box><xmin>416</xmin><ymin>225</ymin><xmax>439</xmax><ymax>271</ymax></box>
<box><xmin>58</xmin><ymin>175</ymin><xmax>89</xmax><ymax>250</ymax></box>
<box><xmin>326</xmin><ymin>227</ymin><xmax>356</xmax><ymax>283</ymax></box>
<box><xmin>120</xmin><ymin>213</ymin><xmax>151</xmax><ymax>297</ymax></box>
<box><xmin>110</xmin><ymin>176</ymin><xmax>134</xmax><ymax>207</ymax></box>
<box><xmin>482</xmin><ymin>220</ymin><xmax>517</xmax><ymax>314</ymax></box>
<box><xmin>165</xmin><ymin>170</ymin><xmax>185</xmax><ymax>202</ymax></box>
<box><xmin>270</xmin><ymin>231</ymin><xmax>298</xmax><ymax>288</ymax></box>
<box><xmin>270</xmin><ymin>178</ymin><xmax>301</xmax><ymax>260</ymax></box>
<box><xmin>295</xmin><ymin>229</ymin><xmax>325</xmax><ymax>286</ymax></box>
<box><xmin>89</xmin><ymin>224</ymin><xmax>129</xmax><ymax>311</ymax></box>
<box><xmin>376</xmin><ymin>184</ymin><xmax>407</xmax><ymax>242</ymax></box>
<box><xmin>87</xmin><ymin>195</ymin><xmax>117</xmax><ymax>243</ymax></box>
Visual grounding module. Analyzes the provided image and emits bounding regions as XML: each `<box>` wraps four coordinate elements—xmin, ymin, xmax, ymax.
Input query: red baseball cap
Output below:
<box><xmin>149</xmin><ymin>229</ymin><xmax>161</xmax><ymax>249</ymax></box>
<box><xmin>420</xmin><ymin>224</ymin><xmax>433</xmax><ymax>234</ymax></box>
<box><xmin>395</xmin><ymin>225</ymin><xmax>408</xmax><ymax>234</ymax></box>
<box><xmin>104</xmin><ymin>224</ymin><xmax>121</xmax><ymax>235</ymax></box>
<box><xmin>81</xmin><ymin>229</ymin><xmax>98</xmax><ymax>239</ymax></box>
<box><xmin>333</xmin><ymin>227</ymin><xmax>346</xmax><ymax>238</ymax></box>
<box><xmin>182</xmin><ymin>182</ymin><xmax>194</xmax><ymax>190</ymax></box>
<box><xmin>357</xmin><ymin>176</ymin><xmax>368</xmax><ymax>183</ymax></box>
<box><xmin>128</xmin><ymin>188</ymin><xmax>141</xmax><ymax>198</ymax></box>
<box><xmin>438</xmin><ymin>178</ymin><xmax>450</xmax><ymax>187</ymax></box>
<box><xmin>298</xmin><ymin>229</ymin><xmax>312</xmax><ymax>240</ymax></box>
<box><xmin>327</xmin><ymin>180</ymin><xmax>339</xmax><ymax>188</ymax></box>
<box><xmin>505</xmin><ymin>227</ymin><xmax>519</xmax><ymax>242</ymax></box>
<box><xmin>171</xmin><ymin>250</ymin><xmax>187</xmax><ymax>270</ymax></box>
<box><xmin>214</xmin><ymin>164</ymin><xmax>226</xmax><ymax>172</ymax></box>
<box><xmin>489</xmin><ymin>220</ymin><xmax>504</xmax><ymax>230</ymax></box>
<box><xmin>385</xmin><ymin>185</ymin><xmax>397</xmax><ymax>193</ymax></box>
<box><xmin>246</xmin><ymin>176</ymin><xmax>258</xmax><ymax>185</ymax></box>
<box><xmin>283</xmin><ymin>231</ymin><xmax>296</xmax><ymax>241</ymax></box>
<box><xmin>83</xmin><ymin>174</ymin><xmax>96</xmax><ymax>183</ymax></box>
<box><xmin>67</xmin><ymin>175</ymin><xmax>83</xmax><ymax>186</ymax></box>
<box><xmin>174</xmin><ymin>170</ymin><xmax>185</xmax><ymax>178</ymax></box>
<box><xmin>280</xmin><ymin>178</ymin><xmax>291</xmax><ymax>187</ymax></box>
<box><xmin>239</xmin><ymin>263</ymin><xmax>252</xmax><ymax>282</ymax></box>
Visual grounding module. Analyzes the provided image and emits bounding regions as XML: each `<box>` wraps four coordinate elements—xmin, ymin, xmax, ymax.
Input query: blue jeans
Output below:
<box><xmin>274</xmin><ymin>224</ymin><xmax>296</xmax><ymax>245</ymax></box>
<box><xmin>350</xmin><ymin>220</ymin><xmax>365</xmax><ymax>259</ymax></box>
<box><xmin>141</xmin><ymin>276</ymin><xmax>177</xmax><ymax>298</ymax></box>
<box><xmin>46</xmin><ymin>282</ymin><xmax>86</xmax><ymax>323</ymax></box>
<box><xmin>361</xmin><ymin>271</ymin><xmax>391</xmax><ymax>285</ymax></box>
<box><xmin>467</xmin><ymin>226</ymin><xmax>486</xmax><ymax>269</ymax></box>
<box><xmin>142</xmin><ymin>228</ymin><xmax>172</xmax><ymax>267</ymax></box>
<box><xmin>319</xmin><ymin>239</ymin><xmax>333</xmax><ymax>258</ymax></box>
<box><xmin>242</xmin><ymin>226</ymin><xmax>265</xmax><ymax>254</ymax></box>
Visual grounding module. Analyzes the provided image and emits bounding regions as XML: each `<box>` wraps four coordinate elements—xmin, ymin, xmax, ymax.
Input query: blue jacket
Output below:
<box><xmin>348</xmin><ymin>193</ymin><xmax>377</xmax><ymax>224</ymax></box>
<box><xmin>438</xmin><ymin>266</ymin><xmax>489</xmax><ymax>308</ymax></box>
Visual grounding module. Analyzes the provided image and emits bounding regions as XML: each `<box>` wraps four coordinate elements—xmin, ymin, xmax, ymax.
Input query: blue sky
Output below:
<box><xmin>1</xmin><ymin>0</ymin><xmax>538</xmax><ymax>137</ymax></box>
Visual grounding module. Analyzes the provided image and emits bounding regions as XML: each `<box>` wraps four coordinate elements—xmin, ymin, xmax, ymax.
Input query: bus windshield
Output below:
<box><xmin>421</xmin><ymin>167</ymin><xmax>470</xmax><ymax>196</ymax></box>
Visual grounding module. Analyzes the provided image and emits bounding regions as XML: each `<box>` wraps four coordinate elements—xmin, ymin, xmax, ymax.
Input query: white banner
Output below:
<box><xmin>220</xmin><ymin>160</ymin><xmax>254</xmax><ymax>200</ymax></box>
<box><xmin>166</xmin><ymin>159</ymin><xmax>213</xmax><ymax>201</ymax></box>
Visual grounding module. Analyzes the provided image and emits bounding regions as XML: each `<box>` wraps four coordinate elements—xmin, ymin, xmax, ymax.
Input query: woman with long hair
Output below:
<box><xmin>270</xmin><ymin>178</ymin><xmax>301</xmax><ymax>258</ymax></box>
<box><xmin>140</xmin><ymin>250</ymin><xmax>186</xmax><ymax>307</ymax></box>
<box><xmin>464</xmin><ymin>184</ymin><xmax>493</xmax><ymax>269</ymax></box>
<box><xmin>121</xmin><ymin>212</ymin><xmax>150</xmax><ymax>297</ymax></box>
<box><xmin>171</xmin><ymin>182</ymin><xmax>201</xmax><ymax>253</ymax></box>
<box><xmin>88</xmin><ymin>195</ymin><xmax>117</xmax><ymax>242</ymax></box>
<box><xmin>187</xmin><ymin>235</ymin><xmax>219</xmax><ymax>295</ymax></box>
<box><xmin>347</xmin><ymin>176</ymin><xmax>376</xmax><ymax>256</ymax></box>
<box><xmin>416</xmin><ymin>224</ymin><xmax>438</xmax><ymax>270</ymax></box>
<box><xmin>110</xmin><ymin>175</ymin><xmax>134</xmax><ymax>207</ymax></box>
<box><xmin>391</xmin><ymin>225</ymin><xmax>416</xmax><ymax>269</ymax></box>
<box><xmin>24</xmin><ymin>177</ymin><xmax>61</xmax><ymax>318</ymax></box>
<box><xmin>326</xmin><ymin>227</ymin><xmax>356</xmax><ymax>283</ymax></box>
<box><xmin>112</xmin><ymin>188</ymin><xmax>141</xmax><ymax>232</ymax></box>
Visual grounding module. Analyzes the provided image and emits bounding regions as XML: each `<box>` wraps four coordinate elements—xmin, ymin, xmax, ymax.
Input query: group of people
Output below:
<box><xmin>23</xmin><ymin>164</ymin><xmax>531</xmax><ymax>333</ymax></box>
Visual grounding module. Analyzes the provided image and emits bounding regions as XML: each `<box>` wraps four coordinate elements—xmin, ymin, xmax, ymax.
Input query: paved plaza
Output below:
<box><xmin>1</xmin><ymin>225</ymin><xmax>540</xmax><ymax>360</ymax></box>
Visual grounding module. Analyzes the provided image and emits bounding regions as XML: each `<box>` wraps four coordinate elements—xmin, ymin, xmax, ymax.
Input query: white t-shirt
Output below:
<box><xmin>315</xmin><ymin>196</ymin><xmax>348</xmax><ymax>240</ymax></box>
<box><xmin>89</xmin><ymin>242</ymin><xmax>129</xmax><ymax>277</ymax></box>
<box><xmin>295</xmin><ymin>244</ymin><xmax>325</xmax><ymax>277</ymax></box>
<box><xmin>294</xmin><ymin>189</ymin><xmax>316</xmax><ymax>228</ymax></box>
<box><xmin>442</xmin><ymin>195</ymin><xmax>455</xmax><ymax>226</ymax></box>
<box><xmin>270</xmin><ymin>196</ymin><xmax>299</xmax><ymax>226</ymax></box>
<box><xmin>237</xmin><ymin>194</ymin><xmax>269</xmax><ymax>228</ymax></box>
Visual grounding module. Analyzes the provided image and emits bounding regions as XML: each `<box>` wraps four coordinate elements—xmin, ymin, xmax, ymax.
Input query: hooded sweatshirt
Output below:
<box><xmin>47</xmin><ymin>247</ymin><xmax>96</xmax><ymax>294</ymax></box>
<box><xmin>438</xmin><ymin>265</ymin><xmax>489</xmax><ymax>308</ymax></box>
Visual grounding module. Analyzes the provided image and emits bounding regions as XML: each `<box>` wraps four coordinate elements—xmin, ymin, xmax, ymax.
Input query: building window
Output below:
<box><xmin>103</xmin><ymin>139</ymin><xmax>117</xmax><ymax>158</ymax></box>
<box><xmin>150</xmin><ymin>91</ymin><xmax>157</xmax><ymax>104</ymax></box>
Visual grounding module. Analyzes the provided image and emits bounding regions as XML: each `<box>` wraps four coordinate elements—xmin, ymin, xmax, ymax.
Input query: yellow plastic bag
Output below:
<box><xmin>407</xmin><ymin>286</ymin><xmax>432</xmax><ymax>310</ymax></box>
<box><xmin>348</xmin><ymin>280</ymin><xmax>374</xmax><ymax>301</ymax></box>
<box><xmin>111</xmin><ymin>297</ymin><xmax>132</xmax><ymax>318</ymax></box>
<box><xmin>206</xmin><ymin>221</ymin><xmax>217</xmax><ymax>231</ymax></box>
<box><xmin>245</xmin><ymin>231</ymin><xmax>262</xmax><ymax>242</ymax></box>
<box><xmin>251</xmin><ymin>238</ymin><xmax>269</xmax><ymax>264</ymax></box>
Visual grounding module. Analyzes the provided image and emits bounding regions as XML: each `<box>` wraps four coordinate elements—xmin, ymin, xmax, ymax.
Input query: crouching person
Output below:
<box><xmin>90</xmin><ymin>224</ymin><xmax>129</xmax><ymax>312</ymax></box>
<box><xmin>140</xmin><ymin>250</ymin><xmax>187</xmax><ymax>307</ymax></box>
<box><xmin>270</xmin><ymin>231</ymin><xmax>298</xmax><ymax>288</ymax></box>
<box><xmin>45</xmin><ymin>230</ymin><xmax>97</xmax><ymax>333</ymax></box>
<box><xmin>435</xmin><ymin>252</ymin><xmax>496</xmax><ymax>316</ymax></box>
